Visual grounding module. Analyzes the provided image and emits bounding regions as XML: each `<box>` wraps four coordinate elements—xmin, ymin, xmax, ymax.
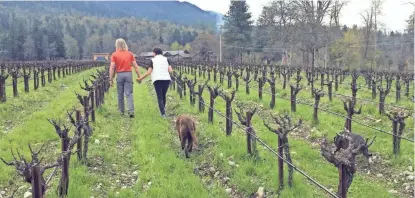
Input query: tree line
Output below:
<box><xmin>222</xmin><ymin>0</ymin><xmax>414</xmax><ymax>71</ymax></box>
<box><xmin>0</xmin><ymin>1</ymin><xmax>219</xmax><ymax>32</ymax></box>
<box><xmin>0</xmin><ymin>10</ymin><xmax>202</xmax><ymax>61</ymax></box>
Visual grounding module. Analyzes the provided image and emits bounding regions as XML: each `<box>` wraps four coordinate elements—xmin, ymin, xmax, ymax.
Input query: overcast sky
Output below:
<box><xmin>182</xmin><ymin>0</ymin><xmax>414</xmax><ymax>32</ymax></box>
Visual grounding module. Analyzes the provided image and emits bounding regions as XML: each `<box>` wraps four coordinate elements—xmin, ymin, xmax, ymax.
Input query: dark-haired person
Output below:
<box><xmin>109</xmin><ymin>38</ymin><xmax>141</xmax><ymax>118</ymax></box>
<box><xmin>137</xmin><ymin>48</ymin><xmax>173</xmax><ymax>118</ymax></box>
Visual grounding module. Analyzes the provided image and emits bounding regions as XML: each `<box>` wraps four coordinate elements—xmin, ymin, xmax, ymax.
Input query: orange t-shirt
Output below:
<box><xmin>110</xmin><ymin>50</ymin><xmax>136</xmax><ymax>73</ymax></box>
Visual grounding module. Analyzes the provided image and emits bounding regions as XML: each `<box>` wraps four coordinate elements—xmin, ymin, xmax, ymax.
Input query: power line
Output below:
<box><xmin>223</xmin><ymin>40</ymin><xmax>414</xmax><ymax>50</ymax></box>
<box><xmin>199</xmin><ymin>73</ymin><xmax>413</xmax><ymax>143</ymax></box>
<box><xmin>141</xmin><ymin>68</ymin><xmax>340</xmax><ymax>198</ymax></box>
<box><xmin>246</xmin><ymin>82</ymin><xmax>414</xmax><ymax>143</ymax></box>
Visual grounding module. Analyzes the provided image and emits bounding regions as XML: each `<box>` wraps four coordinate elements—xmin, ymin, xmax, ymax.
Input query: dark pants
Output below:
<box><xmin>154</xmin><ymin>80</ymin><xmax>170</xmax><ymax>115</ymax></box>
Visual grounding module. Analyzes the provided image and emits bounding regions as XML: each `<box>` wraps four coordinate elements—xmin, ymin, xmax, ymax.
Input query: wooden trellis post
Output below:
<box><xmin>306</xmin><ymin>71</ymin><xmax>318</xmax><ymax>97</ymax></box>
<box><xmin>219</xmin><ymin>90</ymin><xmax>236</xmax><ymax>136</ymax></box>
<box><xmin>31</xmin><ymin>165</ymin><xmax>43</xmax><ymax>198</ymax></box>
<box><xmin>207</xmin><ymin>85</ymin><xmax>221</xmax><ymax>123</ymax></box>
<box><xmin>338</xmin><ymin>164</ymin><xmax>348</xmax><ymax>198</ymax></box>
<box><xmin>290</xmin><ymin>84</ymin><xmax>302</xmax><ymax>112</ymax></box>
<box><xmin>246</xmin><ymin>111</ymin><xmax>253</xmax><ymax>154</ymax></box>
<box><xmin>195</xmin><ymin>82</ymin><xmax>207</xmax><ymax>113</ymax></box>
<box><xmin>377</xmin><ymin>85</ymin><xmax>390</xmax><ymax>115</ymax></box>
<box><xmin>281</xmin><ymin>67</ymin><xmax>289</xmax><ymax>90</ymax></box>
<box><xmin>235</xmin><ymin>105</ymin><xmax>257</xmax><ymax>155</ymax></box>
<box><xmin>324</xmin><ymin>80</ymin><xmax>333</xmax><ymax>101</ymax></box>
<box><xmin>34</xmin><ymin>68</ymin><xmax>39</xmax><ymax>90</ymax></box>
<box><xmin>23</xmin><ymin>67</ymin><xmax>31</xmax><ymax>93</ymax></box>
<box><xmin>386</xmin><ymin>111</ymin><xmax>411</xmax><ymax>155</ymax></box>
<box><xmin>278</xmin><ymin>136</ymin><xmax>284</xmax><ymax>189</ymax></box>
<box><xmin>312</xmin><ymin>89</ymin><xmax>325</xmax><ymax>125</ymax></box>
<box><xmin>76</xmin><ymin>110</ymin><xmax>83</xmax><ymax>160</ymax></box>
<box><xmin>233</xmin><ymin>71</ymin><xmax>240</xmax><ymax>91</ymax></box>
<box><xmin>267</xmin><ymin>77</ymin><xmax>277</xmax><ymax>109</ymax></box>
<box><xmin>59</xmin><ymin>128</ymin><xmax>70</xmax><ymax>197</ymax></box>
<box><xmin>186</xmin><ymin>78</ymin><xmax>197</xmax><ymax>106</ymax></box>
<box><xmin>90</xmin><ymin>90</ymin><xmax>95</xmax><ymax>122</ymax></box>
<box><xmin>321</xmin><ymin>129</ymin><xmax>376</xmax><ymax>198</ymax></box>
<box><xmin>41</xmin><ymin>68</ymin><xmax>46</xmax><ymax>86</ymax></box>
<box><xmin>258</xmin><ymin>78</ymin><xmax>265</xmax><ymax>100</ymax></box>
<box><xmin>263</xmin><ymin>112</ymin><xmax>302</xmax><ymax>188</ymax></box>
<box><xmin>0</xmin><ymin>67</ymin><xmax>8</xmax><ymax>103</ymax></box>
<box><xmin>342</xmin><ymin>98</ymin><xmax>361</xmax><ymax>132</ymax></box>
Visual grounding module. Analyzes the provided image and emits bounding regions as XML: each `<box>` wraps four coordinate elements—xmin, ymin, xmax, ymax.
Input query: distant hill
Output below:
<box><xmin>0</xmin><ymin>1</ymin><xmax>222</xmax><ymax>31</ymax></box>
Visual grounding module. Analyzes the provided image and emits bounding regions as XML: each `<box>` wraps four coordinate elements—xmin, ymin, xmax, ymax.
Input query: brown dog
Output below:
<box><xmin>175</xmin><ymin>115</ymin><xmax>198</xmax><ymax>158</ymax></box>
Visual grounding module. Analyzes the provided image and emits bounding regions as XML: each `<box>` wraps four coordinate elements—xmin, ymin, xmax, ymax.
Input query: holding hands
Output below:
<box><xmin>136</xmin><ymin>67</ymin><xmax>152</xmax><ymax>83</ymax></box>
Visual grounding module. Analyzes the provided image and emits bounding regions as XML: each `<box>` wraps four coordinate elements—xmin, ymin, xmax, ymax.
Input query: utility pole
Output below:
<box><xmin>324</xmin><ymin>45</ymin><xmax>327</xmax><ymax>69</ymax></box>
<box><xmin>374</xmin><ymin>3</ymin><xmax>377</xmax><ymax>70</ymax></box>
<box><xmin>219</xmin><ymin>33</ymin><xmax>222</xmax><ymax>62</ymax></box>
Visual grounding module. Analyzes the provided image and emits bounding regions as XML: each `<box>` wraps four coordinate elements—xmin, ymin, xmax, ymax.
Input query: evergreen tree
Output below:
<box><xmin>158</xmin><ymin>34</ymin><xmax>164</xmax><ymax>44</ymax></box>
<box><xmin>55</xmin><ymin>30</ymin><xmax>66</xmax><ymax>59</ymax></box>
<box><xmin>16</xmin><ymin>19</ymin><xmax>27</xmax><ymax>60</ymax></box>
<box><xmin>182</xmin><ymin>31</ymin><xmax>193</xmax><ymax>44</ymax></box>
<box><xmin>32</xmin><ymin>19</ymin><xmax>45</xmax><ymax>60</ymax></box>
<box><xmin>46</xmin><ymin>20</ymin><xmax>66</xmax><ymax>59</ymax></box>
<box><xmin>222</xmin><ymin>0</ymin><xmax>253</xmax><ymax>61</ymax></box>
<box><xmin>73</xmin><ymin>23</ymin><xmax>87</xmax><ymax>59</ymax></box>
<box><xmin>24</xmin><ymin>35</ymin><xmax>36</xmax><ymax>60</ymax></box>
<box><xmin>6</xmin><ymin>17</ymin><xmax>27</xmax><ymax>60</ymax></box>
<box><xmin>169</xmin><ymin>29</ymin><xmax>181</xmax><ymax>45</ymax></box>
<box><xmin>64</xmin><ymin>34</ymin><xmax>79</xmax><ymax>59</ymax></box>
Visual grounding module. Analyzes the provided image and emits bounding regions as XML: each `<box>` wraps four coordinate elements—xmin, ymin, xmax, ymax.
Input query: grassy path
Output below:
<box><xmin>59</xmin><ymin>78</ymin><xmax>222</xmax><ymax>198</ymax></box>
<box><xmin>1</xmin><ymin>71</ymin><xmax>223</xmax><ymax>198</ymax></box>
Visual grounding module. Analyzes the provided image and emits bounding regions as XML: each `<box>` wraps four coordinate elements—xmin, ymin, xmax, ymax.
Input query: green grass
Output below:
<box><xmin>0</xmin><ymin>68</ymin><xmax>103</xmax><ymax>182</ymax></box>
<box><xmin>0</xmin><ymin>68</ymin><xmax>101</xmax><ymax>137</ymax></box>
<box><xmin>171</xmin><ymin>70</ymin><xmax>413</xmax><ymax>197</ymax></box>
<box><xmin>62</xmin><ymin>77</ymin><xmax>226</xmax><ymax>198</ymax></box>
<box><xmin>213</xmin><ymin>72</ymin><xmax>414</xmax><ymax>169</ymax></box>
<box><xmin>0</xmin><ymin>72</ymin><xmax>225</xmax><ymax>198</ymax></box>
<box><xmin>0</xmin><ymin>68</ymin><xmax>412</xmax><ymax>198</ymax></box>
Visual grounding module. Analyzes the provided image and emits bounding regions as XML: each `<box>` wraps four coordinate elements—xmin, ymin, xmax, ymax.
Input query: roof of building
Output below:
<box><xmin>139</xmin><ymin>52</ymin><xmax>154</xmax><ymax>57</ymax></box>
<box><xmin>163</xmin><ymin>50</ymin><xmax>189</xmax><ymax>56</ymax></box>
<box><xmin>139</xmin><ymin>50</ymin><xmax>191</xmax><ymax>58</ymax></box>
<box><xmin>95</xmin><ymin>57</ymin><xmax>107</xmax><ymax>61</ymax></box>
<box><xmin>164</xmin><ymin>50</ymin><xmax>191</xmax><ymax>58</ymax></box>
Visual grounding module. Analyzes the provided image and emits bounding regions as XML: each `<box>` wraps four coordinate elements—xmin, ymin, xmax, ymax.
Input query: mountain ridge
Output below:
<box><xmin>0</xmin><ymin>1</ymin><xmax>223</xmax><ymax>30</ymax></box>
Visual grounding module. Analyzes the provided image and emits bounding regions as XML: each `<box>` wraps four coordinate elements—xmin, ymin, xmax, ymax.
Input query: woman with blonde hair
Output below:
<box><xmin>109</xmin><ymin>38</ymin><xmax>141</xmax><ymax>118</ymax></box>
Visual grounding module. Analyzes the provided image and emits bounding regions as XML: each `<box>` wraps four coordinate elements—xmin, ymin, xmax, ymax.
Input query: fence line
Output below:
<box><xmin>166</xmin><ymin>76</ymin><xmax>340</xmax><ymax>198</ymax></box>
<box><xmin>211</xmin><ymin>73</ymin><xmax>414</xmax><ymax>143</ymax></box>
